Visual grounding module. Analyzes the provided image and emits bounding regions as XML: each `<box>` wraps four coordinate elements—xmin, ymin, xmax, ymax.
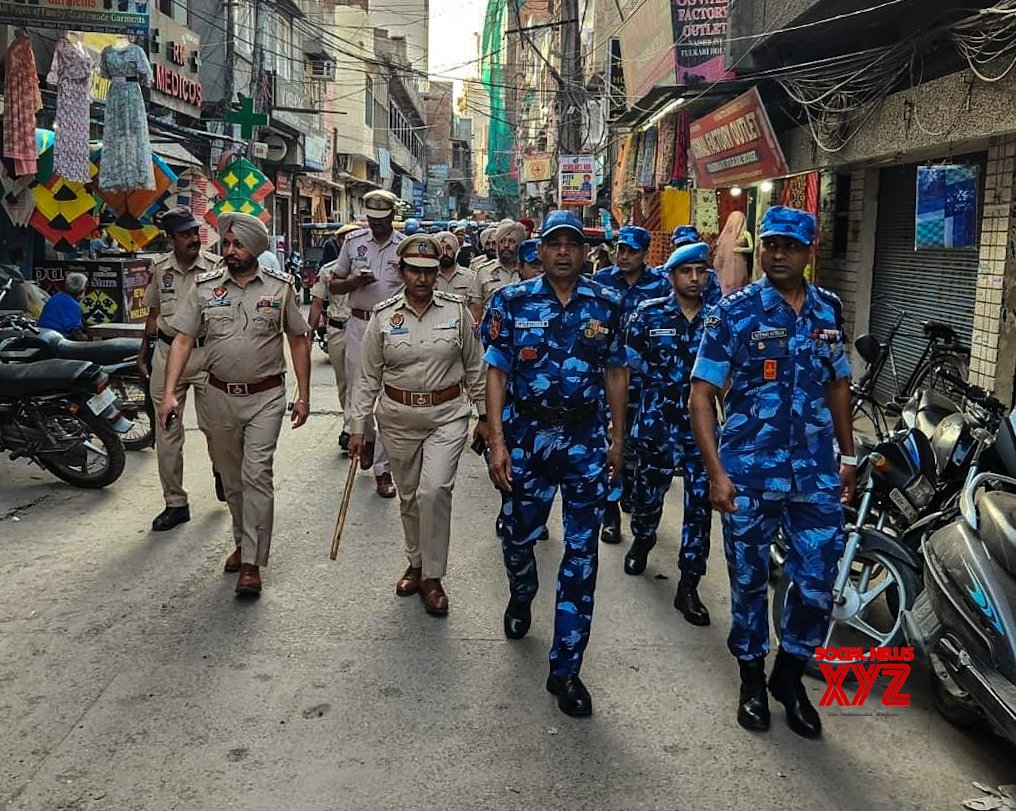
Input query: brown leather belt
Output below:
<box><xmin>208</xmin><ymin>373</ymin><xmax>283</xmax><ymax>396</ymax></box>
<box><xmin>384</xmin><ymin>383</ymin><xmax>462</xmax><ymax>407</ymax></box>
<box><xmin>328</xmin><ymin>317</ymin><xmax>348</xmax><ymax>329</ymax></box>
<box><xmin>351</xmin><ymin>308</ymin><xmax>372</xmax><ymax>320</ymax></box>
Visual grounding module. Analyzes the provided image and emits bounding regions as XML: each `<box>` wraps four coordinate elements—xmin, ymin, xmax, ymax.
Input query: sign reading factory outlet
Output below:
<box><xmin>689</xmin><ymin>87</ymin><xmax>789</xmax><ymax>189</ymax></box>
<box><xmin>149</xmin><ymin>12</ymin><xmax>203</xmax><ymax>116</ymax></box>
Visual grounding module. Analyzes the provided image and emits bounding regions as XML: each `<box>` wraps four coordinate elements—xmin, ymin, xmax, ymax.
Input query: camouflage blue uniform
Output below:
<box><xmin>482</xmin><ymin>275</ymin><xmax>626</xmax><ymax>678</ymax></box>
<box><xmin>626</xmin><ymin>293</ymin><xmax>711</xmax><ymax>575</ymax></box>
<box><xmin>591</xmin><ymin>262</ymin><xmax>671</xmax><ymax>505</ymax></box>
<box><xmin>691</xmin><ymin>275</ymin><xmax>851</xmax><ymax>661</ymax></box>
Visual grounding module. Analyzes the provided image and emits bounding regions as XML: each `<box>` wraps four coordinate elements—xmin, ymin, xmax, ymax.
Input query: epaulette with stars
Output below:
<box><xmin>373</xmin><ymin>293</ymin><xmax>403</xmax><ymax>312</ymax></box>
<box><xmin>195</xmin><ymin>267</ymin><xmax>225</xmax><ymax>283</ymax></box>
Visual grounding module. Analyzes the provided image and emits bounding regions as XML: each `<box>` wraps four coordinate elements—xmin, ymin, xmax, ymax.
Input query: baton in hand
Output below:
<box><xmin>330</xmin><ymin>455</ymin><xmax>359</xmax><ymax>560</ymax></box>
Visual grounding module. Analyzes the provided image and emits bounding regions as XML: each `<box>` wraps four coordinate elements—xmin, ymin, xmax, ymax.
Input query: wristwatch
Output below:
<box><xmin>840</xmin><ymin>454</ymin><xmax>858</xmax><ymax>466</ymax></box>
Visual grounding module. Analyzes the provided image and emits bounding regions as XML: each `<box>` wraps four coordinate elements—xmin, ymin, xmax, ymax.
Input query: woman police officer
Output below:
<box><xmin>348</xmin><ymin>234</ymin><xmax>489</xmax><ymax>616</ymax></box>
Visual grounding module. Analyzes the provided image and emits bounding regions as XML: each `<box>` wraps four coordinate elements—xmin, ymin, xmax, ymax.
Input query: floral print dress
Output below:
<box><xmin>3</xmin><ymin>34</ymin><xmax>42</xmax><ymax>176</ymax></box>
<box><xmin>98</xmin><ymin>44</ymin><xmax>154</xmax><ymax>190</ymax></box>
<box><xmin>49</xmin><ymin>39</ymin><xmax>94</xmax><ymax>183</ymax></box>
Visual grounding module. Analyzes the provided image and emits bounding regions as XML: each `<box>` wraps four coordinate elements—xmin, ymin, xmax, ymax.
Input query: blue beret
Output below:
<box><xmin>519</xmin><ymin>238</ymin><xmax>540</xmax><ymax>264</ymax></box>
<box><xmin>759</xmin><ymin>205</ymin><xmax>816</xmax><ymax>246</ymax></box>
<box><xmin>671</xmin><ymin>225</ymin><xmax>701</xmax><ymax>246</ymax></box>
<box><xmin>540</xmin><ymin>210</ymin><xmax>585</xmax><ymax>240</ymax></box>
<box><xmin>617</xmin><ymin>225</ymin><xmax>651</xmax><ymax>251</ymax></box>
<box><xmin>663</xmin><ymin>241</ymin><xmax>710</xmax><ymax>272</ymax></box>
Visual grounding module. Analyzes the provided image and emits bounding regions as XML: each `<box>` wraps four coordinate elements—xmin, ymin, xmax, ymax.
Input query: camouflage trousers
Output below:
<box><xmin>722</xmin><ymin>489</ymin><xmax>845</xmax><ymax>661</ymax></box>
<box><xmin>501</xmin><ymin>419</ymin><xmax>608</xmax><ymax>678</ymax></box>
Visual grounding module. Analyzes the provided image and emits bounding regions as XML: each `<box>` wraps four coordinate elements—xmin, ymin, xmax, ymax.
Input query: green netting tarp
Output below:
<box><xmin>480</xmin><ymin>0</ymin><xmax>518</xmax><ymax>199</ymax></box>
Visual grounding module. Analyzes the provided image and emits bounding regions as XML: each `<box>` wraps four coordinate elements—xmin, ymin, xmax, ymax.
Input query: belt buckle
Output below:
<box><xmin>226</xmin><ymin>382</ymin><xmax>249</xmax><ymax>396</ymax></box>
<box><xmin>411</xmin><ymin>392</ymin><xmax>432</xmax><ymax>406</ymax></box>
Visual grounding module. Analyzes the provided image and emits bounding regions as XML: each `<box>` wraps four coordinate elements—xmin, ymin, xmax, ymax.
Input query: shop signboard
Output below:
<box><xmin>149</xmin><ymin>11</ymin><xmax>203</xmax><ymax>116</ymax></box>
<box><xmin>689</xmin><ymin>87</ymin><xmax>789</xmax><ymax>189</ymax></box>
<box><xmin>559</xmin><ymin>155</ymin><xmax>596</xmax><ymax>207</ymax></box>
<box><xmin>0</xmin><ymin>0</ymin><xmax>149</xmax><ymax>36</ymax></box>
<box><xmin>33</xmin><ymin>259</ymin><xmax>151</xmax><ymax>324</ymax></box>
<box><xmin>607</xmin><ymin>38</ymin><xmax>626</xmax><ymax>121</ymax></box>
<box><xmin>674</xmin><ymin>0</ymin><xmax>733</xmax><ymax>85</ymax></box>
<box><xmin>522</xmin><ymin>153</ymin><xmax>553</xmax><ymax>183</ymax></box>
<box><xmin>304</xmin><ymin>130</ymin><xmax>330</xmax><ymax>172</ymax></box>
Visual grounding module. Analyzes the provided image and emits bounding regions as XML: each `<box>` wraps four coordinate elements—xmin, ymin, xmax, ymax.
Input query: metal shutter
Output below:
<box><xmin>868</xmin><ymin>159</ymin><xmax>983</xmax><ymax>401</ymax></box>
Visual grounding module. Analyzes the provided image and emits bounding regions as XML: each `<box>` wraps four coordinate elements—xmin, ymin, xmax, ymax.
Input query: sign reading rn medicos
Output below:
<box><xmin>0</xmin><ymin>0</ymin><xmax>148</xmax><ymax>36</ymax></box>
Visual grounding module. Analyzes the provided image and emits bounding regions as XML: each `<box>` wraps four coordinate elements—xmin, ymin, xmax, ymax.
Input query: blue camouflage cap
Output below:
<box><xmin>759</xmin><ymin>205</ymin><xmax>816</xmax><ymax>246</ymax></box>
<box><xmin>539</xmin><ymin>210</ymin><xmax>585</xmax><ymax>240</ymax></box>
<box><xmin>671</xmin><ymin>225</ymin><xmax>701</xmax><ymax>246</ymax></box>
<box><xmin>663</xmin><ymin>241</ymin><xmax>710</xmax><ymax>272</ymax></box>
<box><xmin>519</xmin><ymin>238</ymin><xmax>540</xmax><ymax>264</ymax></box>
<box><xmin>616</xmin><ymin>225</ymin><xmax>651</xmax><ymax>251</ymax></box>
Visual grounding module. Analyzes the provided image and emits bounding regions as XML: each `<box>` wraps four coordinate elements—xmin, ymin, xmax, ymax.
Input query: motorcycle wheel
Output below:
<box><xmin>931</xmin><ymin>656</ymin><xmax>983</xmax><ymax>729</ymax></box>
<box><xmin>110</xmin><ymin>376</ymin><xmax>153</xmax><ymax>451</ymax></box>
<box><xmin>772</xmin><ymin>548</ymin><xmax>921</xmax><ymax>677</ymax></box>
<box><xmin>35</xmin><ymin>409</ymin><xmax>126</xmax><ymax>488</ymax></box>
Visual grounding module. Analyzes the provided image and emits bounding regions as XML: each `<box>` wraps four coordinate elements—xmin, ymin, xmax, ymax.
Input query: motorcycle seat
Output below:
<box><xmin>976</xmin><ymin>490</ymin><xmax>1016</xmax><ymax>577</ymax></box>
<box><xmin>916</xmin><ymin>389</ymin><xmax>960</xmax><ymax>438</ymax></box>
<box><xmin>923</xmin><ymin>320</ymin><xmax>958</xmax><ymax>343</ymax></box>
<box><xmin>0</xmin><ymin>358</ymin><xmax>101</xmax><ymax>397</ymax></box>
<box><xmin>53</xmin><ymin>336</ymin><xmax>141</xmax><ymax>364</ymax></box>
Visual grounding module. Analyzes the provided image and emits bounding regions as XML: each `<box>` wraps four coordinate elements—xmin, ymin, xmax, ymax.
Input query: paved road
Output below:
<box><xmin>0</xmin><ymin>349</ymin><xmax>1012</xmax><ymax>810</ymax></box>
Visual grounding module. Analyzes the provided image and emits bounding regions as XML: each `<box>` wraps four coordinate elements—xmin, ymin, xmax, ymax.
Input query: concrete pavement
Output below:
<box><xmin>0</xmin><ymin>350</ymin><xmax>1012</xmax><ymax>810</ymax></box>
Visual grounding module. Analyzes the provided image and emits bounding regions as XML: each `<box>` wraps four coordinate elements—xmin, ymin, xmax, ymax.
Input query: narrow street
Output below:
<box><xmin>0</xmin><ymin>349</ymin><xmax>1011</xmax><ymax>811</ymax></box>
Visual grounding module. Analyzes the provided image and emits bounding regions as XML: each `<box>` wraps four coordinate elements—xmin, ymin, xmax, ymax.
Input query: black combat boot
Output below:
<box><xmin>674</xmin><ymin>573</ymin><xmax>710</xmax><ymax>626</ymax></box>
<box><xmin>768</xmin><ymin>647</ymin><xmax>822</xmax><ymax>739</ymax></box>
<box><xmin>737</xmin><ymin>657</ymin><xmax>770</xmax><ymax>731</ymax></box>
<box><xmin>623</xmin><ymin>535</ymin><xmax>655</xmax><ymax>575</ymax></box>
<box><xmin>601</xmin><ymin>501</ymin><xmax>622</xmax><ymax>544</ymax></box>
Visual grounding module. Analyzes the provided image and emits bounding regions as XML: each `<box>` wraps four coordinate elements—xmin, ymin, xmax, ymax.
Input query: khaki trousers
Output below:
<box><xmin>344</xmin><ymin>316</ymin><xmax>389</xmax><ymax>475</ymax></box>
<box><xmin>150</xmin><ymin>341</ymin><xmax>211</xmax><ymax>508</ymax></box>
<box><xmin>377</xmin><ymin>397</ymin><xmax>470</xmax><ymax>579</ymax></box>
<box><xmin>327</xmin><ymin>327</ymin><xmax>348</xmax><ymax>431</ymax></box>
<box><xmin>202</xmin><ymin>383</ymin><xmax>287</xmax><ymax>566</ymax></box>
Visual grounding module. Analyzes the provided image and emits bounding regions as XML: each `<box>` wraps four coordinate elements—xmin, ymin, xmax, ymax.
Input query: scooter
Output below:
<box><xmin>905</xmin><ymin>407</ymin><xmax>1016</xmax><ymax>744</ymax></box>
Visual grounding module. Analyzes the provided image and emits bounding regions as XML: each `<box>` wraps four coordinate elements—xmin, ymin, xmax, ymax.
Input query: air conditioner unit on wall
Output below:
<box><xmin>310</xmin><ymin>60</ymin><xmax>336</xmax><ymax>80</ymax></box>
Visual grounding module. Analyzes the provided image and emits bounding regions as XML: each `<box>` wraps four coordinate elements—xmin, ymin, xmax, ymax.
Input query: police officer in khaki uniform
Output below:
<box><xmin>469</xmin><ymin>227</ymin><xmax>497</xmax><ymax>272</ymax></box>
<box><xmin>158</xmin><ymin>212</ymin><xmax>311</xmax><ymax>598</ymax></box>
<box><xmin>329</xmin><ymin>189</ymin><xmax>405</xmax><ymax>498</ymax></box>
<box><xmin>308</xmin><ymin>222</ymin><xmax>360</xmax><ymax>447</ymax></box>
<box><xmin>140</xmin><ymin>206</ymin><xmax>221</xmax><ymax>531</ymax></box>
<box><xmin>433</xmin><ymin>230</ymin><xmax>475</xmax><ymax>298</ymax></box>
<box><xmin>466</xmin><ymin>220</ymin><xmax>524</xmax><ymax>323</ymax></box>
<box><xmin>348</xmin><ymin>234</ymin><xmax>488</xmax><ymax>616</ymax></box>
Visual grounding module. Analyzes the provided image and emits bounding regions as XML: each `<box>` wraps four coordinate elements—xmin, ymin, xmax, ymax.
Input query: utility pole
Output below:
<box><xmin>223</xmin><ymin>0</ymin><xmax>235</xmax><ymax>118</ymax></box>
<box><xmin>558</xmin><ymin>0</ymin><xmax>582</xmax><ymax>156</ymax></box>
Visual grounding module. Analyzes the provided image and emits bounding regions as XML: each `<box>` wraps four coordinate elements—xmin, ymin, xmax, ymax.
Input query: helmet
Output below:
<box><xmin>404</xmin><ymin>218</ymin><xmax>421</xmax><ymax>235</ymax></box>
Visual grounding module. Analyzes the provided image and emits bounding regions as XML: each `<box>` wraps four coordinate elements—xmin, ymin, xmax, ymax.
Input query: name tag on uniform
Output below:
<box><xmin>751</xmin><ymin>329</ymin><xmax>788</xmax><ymax>342</ymax></box>
<box><xmin>649</xmin><ymin>328</ymin><xmax>677</xmax><ymax>337</ymax></box>
<box><xmin>517</xmin><ymin>319</ymin><xmax>549</xmax><ymax>329</ymax></box>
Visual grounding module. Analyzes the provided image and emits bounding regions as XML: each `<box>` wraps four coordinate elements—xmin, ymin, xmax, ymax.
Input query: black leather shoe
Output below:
<box><xmin>546</xmin><ymin>673</ymin><xmax>593</xmax><ymax>717</ymax></box>
<box><xmin>503</xmin><ymin>597</ymin><xmax>531</xmax><ymax>639</ymax></box>
<box><xmin>152</xmin><ymin>505</ymin><xmax>190</xmax><ymax>532</ymax></box>
<box><xmin>601</xmin><ymin>501</ymin><xmax>622</xmax><ymax>544</ymax></box>
<box><xmin>538</xmin><ymin>526</ymin><xmax>549</xmax><ymax>540</ymax></box>
<box><xmin>213</xmin><ymin>470</ymin><xmax>226</xmax><ymax>502</ymax></box>
<box><xmin>769</xmin><ymin>647</ymin><xmax>822</xmax><ymax>738</ymax></box>
<box><xmin>674</xmin><ymin>573</ymin><xmax>711</xmax><ymax>626</ymax></box>
<box><xmin>737</xmin><ymin>657</ymin><xmax>771</xmax><ymax>731</ymax></box>
<box><xmin>623</xmin><ymin>537</ymin><xmax>654</xmax><ymax>575</ymax></box>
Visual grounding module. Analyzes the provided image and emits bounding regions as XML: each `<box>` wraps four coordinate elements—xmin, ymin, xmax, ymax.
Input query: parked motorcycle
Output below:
<box><xmin>0</xmin><ymin>359</ymin><xmax>130</xmax><ymax>488</ymax></box>
<box><xmin>904</xmin><ymin>408</ymin><xmax>1016</xmax><ymax>745</ymax></box>
<box><xmin>0</xmin><ymin>314</ymin><xmax>153</xmax><ymax>451</ymax></box>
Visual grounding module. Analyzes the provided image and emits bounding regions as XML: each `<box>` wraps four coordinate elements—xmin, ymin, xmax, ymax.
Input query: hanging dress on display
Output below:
<box><xmin>48</xmin><ymin>38</ymin><xmax>94</xmax><ymax>183</ymax></box>
<box><xmin>3</xmin><ymin>34</ymin><xmax>43</xmax><ymax>176</ymax></box>
<box><xmin>98</xmin><ymin>43</ymin><xmax>154</xmax><ymax>190</ymax></box>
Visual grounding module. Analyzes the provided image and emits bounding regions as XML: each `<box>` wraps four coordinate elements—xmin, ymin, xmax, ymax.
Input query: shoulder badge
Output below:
<box><xmin>434</xmin><ymin>289</ymin><xmax>464</xmax><ymax>303</ymax></box>
<box><xmin>373</xmin><ymin>293</ymin><xmax>403</xmax><ymax>312</ymax></box>
<box><xmin>195</xmin><ymin>267</ymin><xmax>225</xmax><ymax>284</ymax></box>
<box><xmin>262</xmin><ymin>265</ymin><xmax>292</xmax><ymax>283</ymax></box>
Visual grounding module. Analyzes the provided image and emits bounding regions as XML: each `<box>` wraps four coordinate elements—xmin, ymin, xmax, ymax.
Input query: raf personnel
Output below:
<box><xmin>308</xmin><ymin>223</ymin><xmax>360</xmax><ymax>448</ymax></box>
<box><xmin>328</xmin><ymin>189</ymin><xmax>406</xmax><ymax>498</ymax></box>
<box><xmin>158</xmin><ymin>212</ymin><xmax>311</xmax><ymax>597</ymax></box>
<box><xmin>140</xmin><ymin>205</ymin><xmax>221</xmax><ymax>531</ymax></box>
<box><xmin>623</xmin><ymin>242</ymin><xmax>714</xmax><ymax>626</ymax></box>
<box><xmin>482</xmin><ymin>210</ymin><xmax>628</xmax><ymax>718</ymax></box>
<box><xmin>467</xmin><ymin>220</ymin><xmax>524</xmax><ymax>323</ymax></box>
<box><xmin>592</xmin><ymin>226</ymin><xmax>671</xmax><ymax>546</ymax></box>
<box><xmin>689</xmin><ymin>206</ymin><xmax>855</xmax><ymax>739</ymax></box>
<box><xmin>518</xmin><ymin>238</ymin><xmax>542</xmax><ymax>279</ymax></box>
<box><xmin>433</xmin><ymin>231</ymin><xmax>475</xmax><ymax>298</ymax></box>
